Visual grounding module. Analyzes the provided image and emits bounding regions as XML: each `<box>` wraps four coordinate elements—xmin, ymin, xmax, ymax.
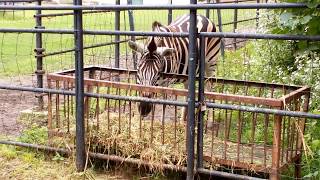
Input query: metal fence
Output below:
<box><xmin>0</xmin><ymin>1</ymin><xmax>320</xmax><ymax>180</ymax></box>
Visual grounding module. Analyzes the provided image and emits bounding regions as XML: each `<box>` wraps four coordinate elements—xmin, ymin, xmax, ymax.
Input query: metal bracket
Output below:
<box><xmin>200</xmin><ymin>101</ymin><xmax>207</xmax><ymax>112</ymax></box>
<box><xmin>34</xmin><ymin>26</ymin><xmax>45</xmax><ymax>29</ymax></box>
<box><xmin>34</xmin><ymin>48</ymin><xmax>45</xmax><ymax>53</ymax></box>
<box><xmin>35</xmin><ymin>69</ymin><xmax>45</xmax><ymax>75</ymax></box>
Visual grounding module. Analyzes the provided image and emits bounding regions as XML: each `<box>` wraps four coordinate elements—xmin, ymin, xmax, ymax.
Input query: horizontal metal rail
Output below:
<box><xmin>220</xmin><ymin>17</ymin><xmax>258</xmax><ymax>26</ymax></box>
<box><xmin>0</xmin><ymin>140</ymin><xmax>266</xmax><ymax>180</ymax></box>
<box><xmin>0</xmin><ymin>0</ymin><xmax>39</xmax><ymax>2</ymax></box>
<box><xmin>43</xmin><ymin>37</ymin><xmax>146</xmax><ymax>57</ymax></box>
<box><xmin>0</xmin><ymin>3</ymin><xmax>318</xmax><ymax>11</ymax></box>
<box><xmin>1</xmin><ymin>29</ymin><xmax>320</xmax><ymax>41</ymax></box>
<box><xmin>199</xmin><ymin>32</ymin><xmax>320</xmax><ymax>41</ymax></box>
<box><xmin>55</xmin><ymin>65</ymin><xmax>303</xmax><ymax>89</ymax></box>
<box><xmin>196</xmin><ymin>168</ymin><xmax>264</xmax><ymax>180</ymax></box>
<box><xmin>0</xmin><ymin>85</ymin><xmax>189</xmax><ymax>106</ymax></box>
<box><xmin>0</xmin><ymin>84</ymin><xmax>320</xmax><ymax>119</ymax></box>
<box><xmin>205</xmin><ymin>102</ymin><xmax>320</xmax><ymax>119</ymax></box>
<box><xmin>34</xmin><ymin>10</ymin><xmax>111</xmax><ymax>18</ymax></box>
<box><xmin>208</xmin><ymin>0</ymin><xmax>257</xmax><ymax>3</ymax></box>
<box><xmin>0</xmin><ymin>28</ymin><xmax>74</xmax><ymax>34</ymax></box>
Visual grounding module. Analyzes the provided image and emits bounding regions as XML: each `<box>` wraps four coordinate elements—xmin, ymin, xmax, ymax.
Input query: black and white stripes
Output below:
<box><xmin>128</xmin><ymin>14</ymin><xmax>220</xmax><ymax>116</ymax></box>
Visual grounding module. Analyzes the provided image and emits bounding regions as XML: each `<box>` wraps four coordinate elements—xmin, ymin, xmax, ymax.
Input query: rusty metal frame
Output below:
<box><xmin>46</xmin><ymin>66</ymin><xmax>311</xmax><ymax>178</ymax></box>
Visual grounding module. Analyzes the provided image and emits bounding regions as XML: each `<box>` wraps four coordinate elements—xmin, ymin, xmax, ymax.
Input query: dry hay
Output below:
<box><xmin>84</xmin><ymin>110</ymin><xmax>272</xmax><ymax>172</ymax></box>
<box><xmin>50</xmin><ymin>106</ymin><xmax>273</xmax><ymax>173</ymax></box>
<box><xmin>87</xmin><ymin>112</ymin><xmax>187</xmax><ymax>171</ymax></box>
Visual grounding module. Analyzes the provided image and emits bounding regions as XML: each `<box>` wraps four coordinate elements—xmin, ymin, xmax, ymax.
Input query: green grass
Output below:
<box><xmin>0</xmin><ymin>8</ymin><xmax>257</xmax><ymax>77</ymax></box>
<box><xmin>0</xmin><ymin>126</ymin><xmax>178</xmax><ymax>179</ymax></box>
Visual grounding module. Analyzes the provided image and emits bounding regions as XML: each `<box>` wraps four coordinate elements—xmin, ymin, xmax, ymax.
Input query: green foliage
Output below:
<box><xmin>0</xmin><ymin>145</ymin><xmax>18</xmax><ymax>160</ymax></box>
<box><xmin>18</xmin><ymin>126</ymin><xmax>48</xmax><ymax>145</ymax></box>
<box><xmin>52</xmin><ymin>152</ymin><xmax>65</xmax><ymax>162</ymax></box>
<box><xmin>255</xmin><ymin>0</ymin><xmax>320</xmax><ymax>109</ymax></box>
<box><xmin>301</xmin><ymin>119</ymin><xmax>320</xmax><ymax>179</ymax></box>
<box><xmin>254</xmin><ymin>0</ymin><xmax>320</xmax><ymax>178</ymax></box>
<box><xmin>265</xmin><ymin>0</ymin><xmax>320</xmax><ymax>52</ymax></box>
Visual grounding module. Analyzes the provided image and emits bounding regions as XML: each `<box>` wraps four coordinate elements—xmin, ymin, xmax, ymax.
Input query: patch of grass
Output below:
<box><xmin>0</xmin><ymin>143</ymin><xmax>180</xmax><ymax>179</ymax></box>
<box><xmin>18</xmin><ymin>126</ymin><xmax>48</xmax><ymax>145</ymax></box>
<box><xmin>0</xmin><ymin>145</ymin><xmax>18</xmax><ymax>160</ymax></box>
<box><xmin>0</xmin><ymin>8</ymin><xmax>257</xmax><ymax>77</ymax></box>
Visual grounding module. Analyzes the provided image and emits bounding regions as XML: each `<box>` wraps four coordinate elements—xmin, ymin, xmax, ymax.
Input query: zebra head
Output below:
<box><xmin>128</xmin><ymin>37</ymin><xmax>176</xmax><ymax>116</ymax></box>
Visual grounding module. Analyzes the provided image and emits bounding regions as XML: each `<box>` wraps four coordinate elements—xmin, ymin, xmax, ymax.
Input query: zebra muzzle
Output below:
<box><xmin>138</xmin><ymin>92</ymin><xmax>154</xmax><ymax>117</ymax></box>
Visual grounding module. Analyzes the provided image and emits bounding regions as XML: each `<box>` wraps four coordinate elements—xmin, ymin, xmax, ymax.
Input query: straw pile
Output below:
<box><xmin>87</xmin><ymin>111</ymin><xmax>188</xmax><ymax>170</ymax></box>
<box><xmin>85</xmin><ymin>110</ymin><xmax>272</xmax><ymax>171</ymax></box>
<box><xmin>52</xmin><ymin>108</ymin><xmax>272</xmax><ymax>172</ymax></box>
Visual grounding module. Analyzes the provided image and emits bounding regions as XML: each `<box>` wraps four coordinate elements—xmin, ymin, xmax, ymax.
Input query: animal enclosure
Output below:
<box><xmin>46</xmin><ymin>66</ymin><xmax>310</xmax><ymax>176</ymax></box>
<box><xmin>0</xmin><ymin>1</ymin><xmax>319</xmax><ymax>180</ymax></box>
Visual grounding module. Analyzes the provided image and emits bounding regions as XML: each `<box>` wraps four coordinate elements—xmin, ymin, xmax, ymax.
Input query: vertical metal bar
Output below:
<box><xmin>210</xmin><ymin>105</ymin><xmax>216</xmax><ymax>159</ymax></box>
<box><xmin>224</xmin><ymin>102</ymin><xmax>228</xmax><ymax>160</ymax></box>
<box><xmin>35</xmin><ymin>0</ymin><xmax>44</xmax><ymax>109</ymax></box>
<box><xmin>67</xmin><ymin>82</ymin><xmax>70</xmax><ymax>133</ymax></box>
<box><xmin>263</xmin><ymin>113</ymin><xmax>269</xmax><ymax>168</ymax></box>
<box><xmin>205</xmin><ymin>0</ymin><xmax>210</xmax><ymax>18</ymax></box>
<box><xmin>139</xmin><ymin>114</ymin><xmax>142</xmax><ymax>138</ymax></box>
<box><xmin>55</xmin><ymin>81</ymin><xmax>60</xmax><ymax>128</ymax></box>
<box><xmin>115</xmin><ymin>0</ymin><xmax>120</xmax><ymax>73</ymax></box>
<box><xmin>71</xmin><ymin>76</ymin><xmax>74</xmax><ymax>116</ymax></box>
<box><xmin>118</xmin><ymin>92</ymin><xmax>121</xmax><ymax>133</ymax></box>
<box><xmin>187</xmin><ymin>0</ymin><xmax>197</xmax><ymax>178</ymax></box>
<box><xmin>271</xmin><ymin>112</ymin><xmax>282</xmax><ymax>180</ymax></box>
<box><xmin>215</xmin><ymin>0</ymin><xmax>224</xmax><ymax>57</ymax></box>
<box><xmin>151</xmin><ymin>104</ymin><xmax>155</xmax><ymax>144</ymax></box>
<box><xmin>251</xmin><ymin>112</ymin><xmax>257</xmax><ymax>164</ymax></box>
<box><xmin>47</xmin><ymin>80</ymin><xmax>53</xmax><ymax>135</ymax></box>
<box><xmin>196</xmin><ymin>36</ymin><xmax>205</xmax><ymax>169</ymax></box>
<box><xmin>162</xmin><ymin>103</ymin><xmax>166</xmax><ymax>145</ymax></box>
<box><xmin>96</xmin><ymin>87</ymin><xmax>100</xmax><ymax>130</ymax></box>
<box><xmin>167</xmin><ymin>0</ymin><xmax>172</xmax><ymax>25</ymax></box>
<box><xmin>295</xmin><ymin>92</ymin><xmax>310</xmax><ymax>179</ymax></box>
<box><xmin>256</xmin><ymin>0</ymin><xmax>260</xmax><ymax>28</ymax></box>
<box><xmin>128</xmin><ymin>89</ymin><xmax>132</xmax><ymax>138</ymax></box>
<box><xmin>73</xmin><ymin>0</ymin><xmax>85</xmax><ymax>172</ymax></box>
<box><xmin>236</xmin><ymin>102</ymin><xmax>242</xmax><ymax>162</ymax></box>
<box><xmin>63</xmin><ymin>82</ymin><xmax>67</xmax><ymax>123</ymax></box>
<box><xmin>285</xmin><ymin>110</ymin><xmax>291</xmax><ymax>163</ymax></box>
<box><xmin>174</xmin><ymin>95</ymin><xmax>178</xmax><ymax>150</ymax></box>
<box><xmin>127</xmin><ymin>0</ymin><xmax>137</xmax><ymax>69</ymax></box>
<box><xmin>107</xmin><ymin>88</ymin><xmax>110</xmax><ymax>132</ymax></box>
<box><xmin>233</xmin><ymin>0</ymin><xmax>238</xmax><ymax>50</ymax></box>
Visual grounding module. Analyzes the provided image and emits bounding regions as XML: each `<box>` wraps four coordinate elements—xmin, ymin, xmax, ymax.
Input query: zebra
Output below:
<box><xmin>128</xmin><ymin>14</ymin><xmax>221</xmax><ymax>120</ymax></box>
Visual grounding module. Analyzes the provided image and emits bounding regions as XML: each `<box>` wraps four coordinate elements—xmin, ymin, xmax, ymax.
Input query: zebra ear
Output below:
<box><xmin>157</xmin><ymin>47</ymin><xmax>176</xmax><ymax>57</ymax></box>
<box><xmin>128</xmin><ymin>40</ymin><xmax>145</xmax><ymax>53</ymax></box>
<box><xmin>152</xmin><ymin>21</ymin><xmax>163</xmax><ymax>31</ymax></box>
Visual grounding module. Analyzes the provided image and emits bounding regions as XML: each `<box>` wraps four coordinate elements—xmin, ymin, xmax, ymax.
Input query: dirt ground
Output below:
<box><xmin>0</xmin><ymin>77</ymin><xmax>38</xmax><ymax>136</ymax></box>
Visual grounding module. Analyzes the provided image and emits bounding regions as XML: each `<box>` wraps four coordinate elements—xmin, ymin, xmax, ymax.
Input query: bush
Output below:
<box><xmin>253</xmin><ymin>0</ymin><xmax>320</xmax><ymax>178</ymax></box>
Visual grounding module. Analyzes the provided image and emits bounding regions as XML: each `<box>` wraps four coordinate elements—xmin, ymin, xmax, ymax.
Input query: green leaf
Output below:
<box><xmin>307</xmin><ymin>2</ymin><xmax>319</xmax><ymax>8</ymax></box>
<box><xmin>279</xmin><ymin>12</ymin><xmax>294</xmax><ymax>24</ymax></box>
<box><xmin>300</xmin><ymin>15</ymin><xmax>313</xmax><ymax>24</ymax></box>
<box><xmin>307</xmin><ymin>44</ymin><xmax>320</xmax><ymax>51</ymax></box>
<box><xmin>297</xmin><ymin>41</ymin><xmax>308</xmax><ymax>50</ymax></box>
<box><xmin>312</xmin><ymin>139</ymin><xmax>320</xmax><ymax>149</ymax></box>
